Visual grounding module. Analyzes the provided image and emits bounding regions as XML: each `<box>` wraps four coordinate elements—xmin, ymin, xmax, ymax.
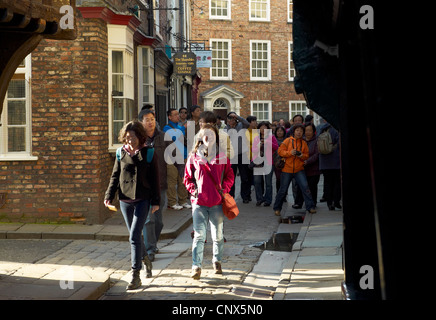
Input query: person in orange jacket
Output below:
<box><xmin>273</xmin><ymin>124</ymin><xmax>317</xmax><ymax>216</ymax></box>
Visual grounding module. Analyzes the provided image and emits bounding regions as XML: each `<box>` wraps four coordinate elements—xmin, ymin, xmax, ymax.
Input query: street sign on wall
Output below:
<box><xmin>173</xmin><ymin>52</ymin><xmax>197</xmax><ymax>76</ymax></box>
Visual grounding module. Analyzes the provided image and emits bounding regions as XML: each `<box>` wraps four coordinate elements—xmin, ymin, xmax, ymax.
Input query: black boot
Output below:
<box><xmin>143</xmin><ymin>255</ymin><xmax>152</xmax><ymax>278</ymax></box>
<box><xmin>126</xmin><ymin>269</ymin><xmax>141</xmax><ymax>290</ymax></box>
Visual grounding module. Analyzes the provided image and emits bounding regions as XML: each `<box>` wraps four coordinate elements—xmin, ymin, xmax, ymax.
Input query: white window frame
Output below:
<box><xmin>0</xmin><ymin>55</ymin><xmax>37</xmax><ymax>161</ymax></box>
<box><xmin>251</xmin><ymin>100</ymin><xmax>272</xmax><ymax>122</ymax></box>
<box><xmin>249</xmin><ymin>0</ymin><xmax>270</xmax><ymax>22</ymax></box>
<box><xmin>288</xmin><ymin>0</ymin><xmax>293</xmax><ymax>23</ymax></box>
<box><xmin>210</xmin><ymin>39</ymin><xmax>232</xmax><ymax>81</ymax></box>
<box><xmin>108</xmin><ymin>25</ymin><xmax>135</xmax><ymax>151</ymax></box>
<box><xmin>138</xmin><ymin>46</ymin><xmax>155</xmax><ymax>109</ymax></box>
<box><xmin>289</xmin><ymin>100</ymin><xmax>309</xmax><ymax>120</ymax></box>
<box><xmin>209</xmin><ymin>0</ymin><xmax>231</xmax><ymax>20</ymax></box>
<box><xmin>250</xmin><ymin>40</ymin><xmax>271</xmax><ymax>81</ymax></box>
<box><xmin>288</xmin><ymin>41</ymin><xmax>296</xmax><ymax>81</ymax></box>
<box><xmin>155</xmin><ymin>0</ymin><xmax>162</xmax><ymax>39</ymax></box>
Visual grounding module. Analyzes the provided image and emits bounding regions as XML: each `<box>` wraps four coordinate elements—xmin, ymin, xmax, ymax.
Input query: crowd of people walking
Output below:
<box><xmin>103</xmin><ymin>105</ymin><xmax>341</xmax><ymax>288</ymax></box>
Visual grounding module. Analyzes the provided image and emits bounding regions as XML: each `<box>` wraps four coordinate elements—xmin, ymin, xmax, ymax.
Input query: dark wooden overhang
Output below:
<box><xmin>0</xmin><ymin>0</ymin><xmax>77</xmax><ymax>115</ymax></box>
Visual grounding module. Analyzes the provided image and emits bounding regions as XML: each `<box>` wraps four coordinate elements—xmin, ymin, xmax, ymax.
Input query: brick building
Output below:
<box><xmin>191</xmin><ymin>0</ymin><xmax>314</xmax><ymax>123</ymax></box>
<box><xmin>0</xmin><ymin>0</ymin><xmax>191</xmax><ymax>223</ymax></box>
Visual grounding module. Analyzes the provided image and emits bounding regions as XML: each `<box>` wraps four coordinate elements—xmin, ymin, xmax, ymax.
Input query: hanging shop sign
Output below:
<box><xmin>173</xmin><ymin>52</ymin><xmax>197</xmax><ymax>76</ymax></box>
<box><xmin>192</xmin><ymin>50</ymin><xmax>212</xmax><ymax>68</ymax></box>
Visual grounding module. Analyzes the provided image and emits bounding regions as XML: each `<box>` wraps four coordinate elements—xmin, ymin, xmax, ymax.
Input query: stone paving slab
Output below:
<box><xmin>0</xmin><ymin>262</ymin><xmax>110</xmax><ymax>300</ymax></box>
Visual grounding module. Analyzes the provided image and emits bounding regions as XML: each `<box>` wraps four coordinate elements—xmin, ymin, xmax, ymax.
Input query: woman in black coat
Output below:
<box><xmin>104</xmin><ymin>120</ymin><xmax>160</xmax><ymax>290</ymax></box>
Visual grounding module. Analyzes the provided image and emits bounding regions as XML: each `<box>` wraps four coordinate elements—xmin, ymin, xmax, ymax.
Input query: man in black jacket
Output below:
<box><xmin>139</xmin><ymin>107</ymin><xmax>169</xmax><ymax>261</ymax></box>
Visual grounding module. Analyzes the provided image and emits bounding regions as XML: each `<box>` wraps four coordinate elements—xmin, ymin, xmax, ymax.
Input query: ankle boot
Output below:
<box><xmin>126</xmin><ymin>269</ymin><xmax>141</xmax><ymax>290</ymax></box>
<box><xmin>142</xmin><ymin>255</ymin><xmax>152</xmax><ymax>278</ymax></box>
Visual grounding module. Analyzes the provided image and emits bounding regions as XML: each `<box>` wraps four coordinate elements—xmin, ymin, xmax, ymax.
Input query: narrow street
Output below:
<box><xmin>101</xmin><ymin>194</ymin><xmax>284</xmax><ymax>300</ymax></box>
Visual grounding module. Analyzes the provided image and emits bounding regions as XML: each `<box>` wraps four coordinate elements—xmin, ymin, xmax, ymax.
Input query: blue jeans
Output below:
<box><xmin>143</xmin><ymin>189</ymin><xmax>166</xmax><ymax>255</ymax></box>
<box><xmin>120</xmin><ymin>199</ymin><xmax>150</xmax><ymax>270</ymax></box>
<box><xmin>192</xmin><ymin>204</ymin><xmax>224</xmax><ymax>268</ymax></box>
<box><xmin>273</xmin><ymin>171</ymin><xmax>315</xmax><ymax>211</ymax></box>
<box><xmin>253</xmin><ymin>167</ymin><xmax>273</xmax><ymax>204</ymax></box>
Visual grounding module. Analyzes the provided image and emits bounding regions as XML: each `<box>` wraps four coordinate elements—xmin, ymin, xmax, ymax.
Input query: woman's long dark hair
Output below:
<box><xmin>192</xmin><ymin>124</ymin><xmax>220</xmax><ymax>157</ymax></box>
<box><xmin>118</xmin><ymin>120</ymin><xmax>147</xmax><ymax>146</ymax></box>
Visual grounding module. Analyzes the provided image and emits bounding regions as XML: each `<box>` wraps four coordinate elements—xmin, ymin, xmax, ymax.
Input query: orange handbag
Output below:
<box><xmin>204</xmin><ymin>163</ymin><xmax>239</xmax><ymax>220</ymax></box>
<box><xmin>221</xmin><ymin>192</ymin><xmax>239</xmax><ymax>220</ymax></box>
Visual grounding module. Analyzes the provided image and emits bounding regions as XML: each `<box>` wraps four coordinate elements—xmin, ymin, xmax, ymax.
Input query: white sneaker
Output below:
<box><xmin>168</xmin><ymin>204</ymin><xmax>183</xmax><ymax>210</ymax></box>
<box><xmin>181</xmin><ymin>203</ymin><xmax>192</xmax><ymax>209</ymax></box>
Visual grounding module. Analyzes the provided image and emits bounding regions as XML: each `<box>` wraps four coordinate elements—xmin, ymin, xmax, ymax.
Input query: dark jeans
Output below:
<box><xmin>253</xmin><ymin>168</ymin><xmax>273</xmax><ymax>204</ymax></box>
<box><xmin>120</xmin><ymin>199</ymin><xmax>150</xmax><ymax>270</ymax></box>
<box><xmin>230</xmin><ymin>153</ymin><xmax>251</xmax><ymax>201</ymax></box>
<box><xmin>322</xmin><ymin>169</ymin><xmax>341</xmax><ymax>206</ymax></box>
<box><xmin>307</xmin><ymin>174</ymin><xmax>320</xmax><ymax>206</ymax></box>
<box><xmin>143</xmin><ymin>189</ymin><xmax>165</xmax><ymax>255</ymax></box>
<box><xmin>273</xmin><ymin>171</ymin><xmax>315</xmax><ymax>211</ymax></box>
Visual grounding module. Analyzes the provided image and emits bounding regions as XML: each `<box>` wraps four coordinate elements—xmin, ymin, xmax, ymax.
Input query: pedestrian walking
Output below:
<box><xmin>303</xmin><ymin>123</ymin><xmax>321</xmax><ymax>207</ymax></box>
<box><xmin>252</xmin><ymin>121</ymin><xmax>278</xmax><ymax>207</ymax></box>
<box><xmin>274</xmin><ymin>126</ymin><xmax>287</xmax><ymax>196</ymax></box>
<box><xmin>104</xmin><ymin>120</ymin><xmax>160</xmax><ymax>290</ymax></box>
<box><xmin>178</xmin><ymin>107</ymin><xmax>188</xmax><ymax>128</ymax></box>
<box><xmin>163</xmin><ymin>109</ymin><xmax>191</xmax><ymax>210</ymax></box>
<box><xmin>184</xmin><ymin>124</ymin><xmax>234</xmax><ymax>280</ymax></box>
<box><xmin>273</xmin><ymin>123</ymin><xmax>317</xmax><ymax>216</ymax></box>
<box><xmin>139</xmin><ymin>108</ymin><xmax>169</xmax><ymax>261</ymax></box>
<box><xmin>317</xmin><ymin>122</ymin><xmax>342</xmax><ymax>210</ymax></box>
<box><xmin>225</xmin><ymin>112</ymin><xmax>250</xmax><ymax>202</ymax></box>
<box><xmin>285</xmin><ymin>114</ymin><xmax>304</xmax><ymax>138</ymax></box>
<box><xmin>188</xmin><ymin>105</ymin><xmax>202</xmax><ymax>134</ymax></box>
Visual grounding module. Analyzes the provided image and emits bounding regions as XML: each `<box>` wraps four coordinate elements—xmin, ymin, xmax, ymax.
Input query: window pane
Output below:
<box><xmin>143</xmin><ymin>67</ymin><xmax>149</xmax><ymax>83</ymax></box>
<box><xmin>112</xmin><ymin>51</ymin><xmax>123</xmax><ymax>73</ymax></box>
<box><xmin>7</xmin><ymin>80</ymin><xmax>25</xmax><ymax>98</ymax></box>
<box><xmin>8</xmin><ymin>127</ymin><xmax>26</xmax><ymax>152</ymax></box>
<box><xmin>113</xmin><ymin>98</ymin><xmax>124</xmax><ymax>120</ymax></box>
<box><xmin>142</xmin><ymin>48</ymin><xmax>149</xmax><ymax>66</ymax></box>
<box><xmin>112</xmin><ymin>75</ymin><xmax>124</xmax><ymax>96</ymax></box>
<box><xmin>143</xmin><ymin>85</ymin><xmax>150</xmax><ymax>102</ymax></box>
<box><xmin>8</xmin><ymin>101</ymin><xmax>26</xmax><ymax>125</ymax></box>
<box><xmin>113</xmin><ymin>122</ymin><xmax>124</xmax><ymax>144</ymax></box>
<box><xmin>126</xmin><ymin>99</ymin><xmax>135</xmax><ymax>122</ymax></box>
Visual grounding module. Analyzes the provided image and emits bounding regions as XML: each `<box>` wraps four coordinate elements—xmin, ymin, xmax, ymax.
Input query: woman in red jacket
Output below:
<box><xmin>184</xmin><ymin>124</ymin><xmax>234</xmax><ymax>280</ymax></box>
<box><xmin>273</xmin><ymin>124</ymin><xmax>316</xmax><ymax>216</ymax></box>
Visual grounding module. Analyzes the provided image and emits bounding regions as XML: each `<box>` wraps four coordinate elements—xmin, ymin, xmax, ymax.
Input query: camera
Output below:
<box><xmin>295</xmin><ymin>150</ymin><xmax>302</xmax><ymax>156</ymax></box>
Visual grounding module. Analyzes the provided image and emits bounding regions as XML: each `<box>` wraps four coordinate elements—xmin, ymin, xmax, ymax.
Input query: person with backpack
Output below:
<box><xmin>184</xmin><ymin>124</ymin><xmax>235</xmax><ymax>280</ymax></box>
<box><xmin>104</xmin><ymin>120</ymin><xmax>160</xmax><ymax>290</ymax></box>
<box><xmin>317</xmin><ymin>121</ymin><xmax>342</xmax><ymax>210</ymax></box>
<box><xmin>273</xmin><ymin>123</ymin><xmax>317</xmax><ymax>216</ymax></box>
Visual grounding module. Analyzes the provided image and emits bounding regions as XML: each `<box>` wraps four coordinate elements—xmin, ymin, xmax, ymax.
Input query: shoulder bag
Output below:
<box><xmin>203</xmin><ymin>163</ymin><xmax>239</xmax><ymax>220</ymax></box>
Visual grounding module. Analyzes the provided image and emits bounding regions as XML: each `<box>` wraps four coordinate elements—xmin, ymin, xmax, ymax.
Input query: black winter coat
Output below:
<box><xmin>104</xmin><ymin>146</ymin><xmax>160</xmax><ymax>205</ymax></box>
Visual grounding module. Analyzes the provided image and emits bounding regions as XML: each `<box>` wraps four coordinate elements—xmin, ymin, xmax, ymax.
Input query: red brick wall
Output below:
<box><xmin>0</xmin><ymin>17</ymin><xmax>113</xmax><ymax>224</ymax></box>
<box><xmin>191</xmin><ymin>0</ymin><xmax>305</xmax><ymax>118</ymax></box>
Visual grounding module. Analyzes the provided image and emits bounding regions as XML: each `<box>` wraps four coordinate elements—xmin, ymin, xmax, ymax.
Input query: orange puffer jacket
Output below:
<box><xmin>277</xmin><ymin>136</ymin><xmax>309</xmax><ymax>174</ymax></box>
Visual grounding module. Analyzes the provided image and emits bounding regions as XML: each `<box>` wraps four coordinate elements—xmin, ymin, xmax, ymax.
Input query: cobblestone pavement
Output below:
<box><xmin>7</xmin><ymin>192</ymin><xmax>283</xmax><ymax>300</ymax></box>
<box><xmin>100</xmin><ymin>199</ymin><xmax>283</xmax><ymax>300</ymax></box>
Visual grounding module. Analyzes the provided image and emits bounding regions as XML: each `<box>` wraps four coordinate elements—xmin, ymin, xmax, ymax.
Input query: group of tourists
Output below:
<box><xmin>103</xmin><ymin>106</ymin><xmax>341</xmax><ymax>289</ymax></box>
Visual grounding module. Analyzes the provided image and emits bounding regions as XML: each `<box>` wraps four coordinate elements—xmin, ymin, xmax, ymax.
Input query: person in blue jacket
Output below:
<box><xmin>163</xmin><ymin>109</ymin><xmax>191</xmax><ymax>210</ymax></box>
